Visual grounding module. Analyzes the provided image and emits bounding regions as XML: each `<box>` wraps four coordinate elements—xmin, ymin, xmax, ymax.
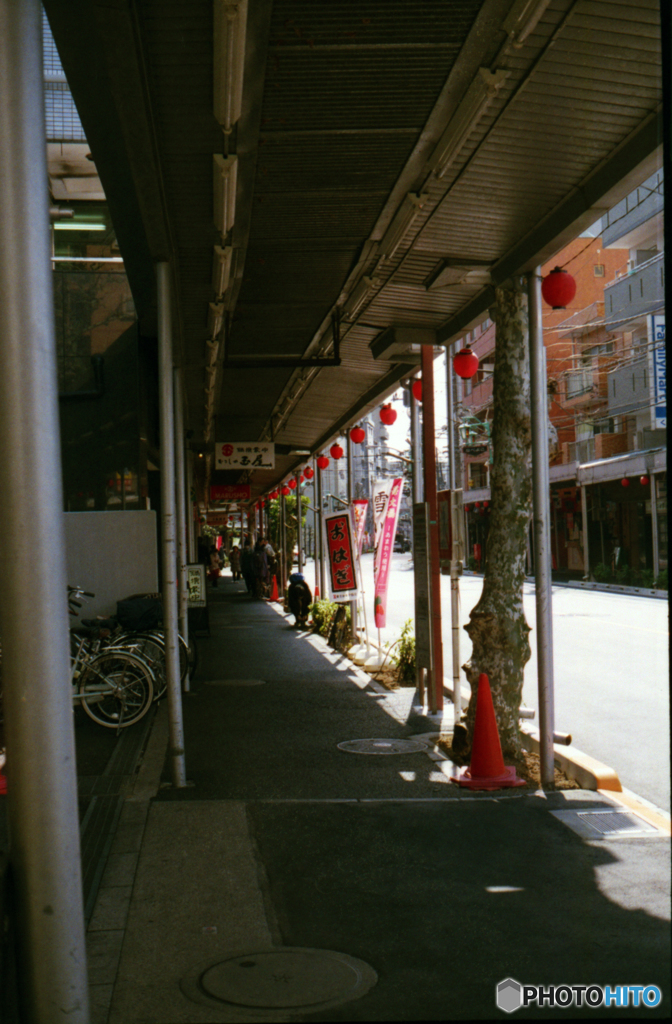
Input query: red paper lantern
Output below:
<box><xmin>288</xmin><ymin>478</ymin><xmax>297</xmax><ymax>489</ymax></box>
<box><xmin>304</xmin><ymin>466</ymin><xmax>314</xmax><ymax>479</ymax></box>
<box><xmin>453</xmin><ymin>347</ymin><xmax>479</xmax><ymax>379</ymax></box>
<box><xmin>474</xmin><ymin>502</ymin><xmax>481</xmax><ymax>508</ymax></box>
<box><xmin>317</xmin><ymin>455</ymin><xmax>329</xmax><ymax>470</ymax></box>
<box><xmin>412</xmin><ymin>379</ymin><xmax>422</xmax><ymax>402</ymax></box>
<box><xmin>330</xmin><ymin>443</ymin><xmax>344</xmax><ymax>460</ymax></box>
<box><xmin>281</xmin><ymin>485</ymin><xmax>290</xmax><ymax>496</ymax></box>
<box><xmin>640</xmin><ymin>475</ymin><xmax>650</xmax><ymax>486</ymax></box>
<box><xmin>483</xmin><ymin>501</ymin><xmax>489</xmax><ymax>508</ymax></box>
<box><xmin>350</xmin><ymin>426</ymin><xmax>366</xmax><ymax>444</ymax></box>
<box><xmin>465</xmin><ymin>505</ymin><xmax>471</xmax><ymax>512</ymax></box>
<box><xmin>269</xmin><ymin>490</ymin><xmax>278</xmax><ymax>499</ymax></box>
<box><xmin>380</xmin><ymin>404</ymin><xmax>397</xmax><ymax>425</ymax></box>
<box><xmin>620</xmin><ymin>478</ymin><xmax>630</xmax><ymax>488</ymax></box>
<box><xmin>541</xmin><ymin>266</ymin><xmax>576</xmax><ymax>310</ymax></box>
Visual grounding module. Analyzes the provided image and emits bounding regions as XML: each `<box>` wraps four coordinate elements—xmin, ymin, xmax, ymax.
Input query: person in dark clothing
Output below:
<box><xmin>241</xmin><ymin>541</ymin><xmax>255</xmax><ymax>594</ymax></box>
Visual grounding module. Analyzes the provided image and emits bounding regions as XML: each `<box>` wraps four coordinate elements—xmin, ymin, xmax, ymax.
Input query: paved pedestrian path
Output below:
<box><xmin>88</xmin><ymin>581</ymin><xmax>671</xmax><ymax>1022</ymax></box>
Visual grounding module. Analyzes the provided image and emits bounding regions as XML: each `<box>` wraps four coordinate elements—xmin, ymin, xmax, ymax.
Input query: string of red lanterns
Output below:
<box><xmin>317</xmin><ymin>455</ymin><xmax>329</xmax><ymax>470</ymax></box>
<box><xmin>380</xmin><ymin>404</ymin><xmax>397</xmax><ymax>425</ymax></box>
<box><xmin>350</xmin><ymin>425</ymin><xmax>366</xmax><ymax>444</ymax></box>
<box><xmin>453</xmin><ymin>346</ymin><xmax>479</xmax><ymax>379</ymax></box>
<box><xmin>330</xmin><ymin>443</ymin><xmax>344</xmax><ymax>460</ymax></box>
<box><xmin>541</xmin><ymin>266</ymin><xmax>576</xmax><ymax>310</ymax></box>
<box><xmin>411</xmin><ymin>379</ymin><xmax>422</xmax><ymax>402</ymax></box>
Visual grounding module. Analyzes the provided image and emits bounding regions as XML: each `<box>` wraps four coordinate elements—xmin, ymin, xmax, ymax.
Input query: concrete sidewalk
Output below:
<box><xmin>88</xmin><ymin>582</ymin><xmax>671</xmax><ymax>1022</ymax></box>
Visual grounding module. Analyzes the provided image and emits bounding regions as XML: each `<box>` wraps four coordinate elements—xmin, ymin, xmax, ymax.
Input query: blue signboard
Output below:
<box><xmin>649</xmin><ymin>315</ymin><xmax>666</xmax><ymax>428</ymax></box>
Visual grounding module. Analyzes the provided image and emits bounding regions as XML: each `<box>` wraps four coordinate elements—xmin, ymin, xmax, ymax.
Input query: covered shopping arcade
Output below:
<box><xmin>0</xmin><ymin>1</ymin><xmax>664</xmax><ymax>1018</ymax></box>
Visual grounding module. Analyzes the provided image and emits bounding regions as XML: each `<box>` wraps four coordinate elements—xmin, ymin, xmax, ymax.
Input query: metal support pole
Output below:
<box><xmin>445</xmin><ymin>345</ymin><xmax>461</xmax><ymax>722</ymax></box>
<box><xmin>280</xmin><ymin>489</ymin><xmax>287</xmax><ymax>592</ymax></box>
<box><xmin>580</xmin><ymin>485</ymin><xmax>590</xmax><ymax>579</ymax></box>
<box><xmin>174</xmin><ymin>369</ymin><xmax>189</xmax><ymax>689</ymax></box>
<box><xmin>186</xmin><ymin>450</ymin><xmax>196</xmax><ymax>563</ymax></box>
<box><xmin>528</xmin><ymin>269</ymin><xmax>555</xmax><ymax>788</ymax></box>
<box><xmin>650</xmin><ymin>473</ymin><xmax>660</xmax><ymax>578</ymax></box>
<box><xmin>297</xmin><ymin>480</ymin><xmax>303</xmax><ymax>573</ymax></box>
<box><xmin>0</xmin><ymin>4</ymin><xmax>90</xmax><ymax>1016</ymax></box>
<box><xmin>421</xmin><ymin>346</ymin><xmax>444</xmax><ymax>712</ymax></box>
<box><xmin>410</xmin><ymin>382</ymin><xmax>422</xmax><ymax>503</ymax></box>
<box><xmin>347</xmin><ymin>430</ymin><xmax>358</xmax><ymax>639</ymax></box>
<box><xmin>316</xmin><ymin>464</ymin><xmax>326</xmax><ymax>597</ymax></box>
<box><xmin>157</xmin><ymin>262</ymin><xmax>187</xmax><ymax>787</ymax></box>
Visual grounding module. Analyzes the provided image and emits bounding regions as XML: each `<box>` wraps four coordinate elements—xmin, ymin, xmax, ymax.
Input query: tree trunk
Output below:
<box><xmin>463</xmin><ymin>276</ymin><xmax>532</xmax><ymax>756</ymax></box>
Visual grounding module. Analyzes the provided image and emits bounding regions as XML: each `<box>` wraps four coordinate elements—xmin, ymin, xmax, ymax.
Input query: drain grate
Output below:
<box><xmin>551</xmin><ymin>808</ymin><xmax>663</xmax><ymax>839</ymax></box>
<box><xmin>181</xmin><ymin>947</ymin><xmax>377</xmax><ymax>1014</ymax></box>
<box><xmin>337</xmin><ymin>738</ymin><xmax>427</xmax><ymax>755</ymax></box>
<box><xmin>578</xmin><ymin>811</ymin><xmax>659</xmax><ymax>835</ymax></box>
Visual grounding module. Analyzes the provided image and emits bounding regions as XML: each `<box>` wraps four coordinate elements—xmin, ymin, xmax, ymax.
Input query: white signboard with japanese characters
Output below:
<box><xmin>215</xmin><ymin>442</ymin><xmax>275</xmax><ymax>470</ymax></box>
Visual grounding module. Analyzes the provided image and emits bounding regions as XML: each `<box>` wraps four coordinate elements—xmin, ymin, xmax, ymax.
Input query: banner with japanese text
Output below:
<box><xmin>351</xmin><ymin>498</ymin><xmax>369</xmax><ymax>556</ymax></box>
<box><xmin>324</xmin><ymin>509</ymin><xmax>358</xmax><ymax>603</ymax></box>
<box><xmin>371</xmin><ymin>479</ymin><xmax>393</xmax><ymax>581</ymax></box>
<box><xmin>373</xmin><ymin>477</ymin><xmax>403</xmax><ymax>628</ymax></box>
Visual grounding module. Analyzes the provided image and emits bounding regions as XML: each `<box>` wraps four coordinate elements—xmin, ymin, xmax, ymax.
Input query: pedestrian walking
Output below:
<box><xmin>229</xmin><ymin>545</ymin><xmax>242</xmax><ymax>581</ymax></box>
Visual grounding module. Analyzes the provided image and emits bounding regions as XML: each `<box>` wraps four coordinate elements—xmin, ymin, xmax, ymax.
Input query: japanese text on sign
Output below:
<box><xmin>215</xmin><ymin>443</ymin><xmax>275</xmax><ymax>470</ymax></box>
<box><xmin>324</xmin><ymin>510</ymin><xmax>358</xmax><ymax>602</ymax></box>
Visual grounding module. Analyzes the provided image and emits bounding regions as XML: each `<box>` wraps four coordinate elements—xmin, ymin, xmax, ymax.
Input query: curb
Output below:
<box><xmin>520</xmin><ymin>725</ymin><xmax>621</xmax><ymax>792</ymax></box>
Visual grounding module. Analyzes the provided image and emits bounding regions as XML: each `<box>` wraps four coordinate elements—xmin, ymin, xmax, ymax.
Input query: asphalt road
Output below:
<box><xmin>306</xmin><ymin>553</ymin><xmax>670</xmax><ymax>812</ymax></box>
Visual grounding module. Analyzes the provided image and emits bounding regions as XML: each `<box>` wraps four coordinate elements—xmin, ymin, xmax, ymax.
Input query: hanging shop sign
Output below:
<box><xmin>215</xmin><ymin>442</ymin><xmax>275</xmax><ymax>470</ymax></box>
<box><xmin>463</xmin><ymin>443</ymin><xmax>489</xmax><ymax>457</ymax></box>
<box><xmin>372</xmin><ymin>477</ymin><xmax>403</xmax><ymax>628</ymax></box>
<box><xmin>186</xmin><ymin>564</ymin><xmax>207</xmax><ymax>608</ymax></box>
<box><xmin>351</xmin><ymin>498</ymin><xmax>369</xmax><ymax>556</ymax></box>
<box><xmin>206</xmin><ymin>512</ymin><xmax>232</xmax><ymax>527</ymax></box>
<box><xmin>324</xmin><ymin>509</ymin><xmax>358</xmax><ymax>602</ymax></box>
<box><xmin>649</xmin><ymin>315</ymin><xmax>666</xmax><ymax>429</ymax></box>
<box><xmin>210</xmin><ymin>484</ymin><xmax>251</xmax><ymax>502</ymax></box>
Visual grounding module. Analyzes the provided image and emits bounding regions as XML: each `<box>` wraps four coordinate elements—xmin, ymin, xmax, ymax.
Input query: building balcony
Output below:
<box><xmin>560</xmin><ymin>363</ymin><xmax>609</xmax><ymax>408</ymax></box>
<box><xmin>563</xmin><ymin>437</ymin><xmax>595</xmax><ymax>464</ymax></box>
<box><xmin>604</xmin><ymin>251</ymin><xmax>664</xmax><ymax>326</ymax></box>
<box><xmin>607</xmin><ymin>354</ymin><xmax>650</xmax><ymax>417</ymax></box>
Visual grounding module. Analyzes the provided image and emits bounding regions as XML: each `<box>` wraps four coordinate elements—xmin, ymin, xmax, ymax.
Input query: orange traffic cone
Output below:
<box><xmin>270</xmin><ymin>576</ymin><xmax>279</xmax><ymax>602</ymax></box>
<box><xmin>452</xmin><ymin>674</ymin><xmax>526</xmax><ymax>790</ymax></box>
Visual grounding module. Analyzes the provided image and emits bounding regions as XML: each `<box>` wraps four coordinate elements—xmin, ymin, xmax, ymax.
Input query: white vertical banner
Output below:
<box><xmin>372</xmin><ymin>478</ymin><xmax>393</xmax><ymax>581</ymax></box>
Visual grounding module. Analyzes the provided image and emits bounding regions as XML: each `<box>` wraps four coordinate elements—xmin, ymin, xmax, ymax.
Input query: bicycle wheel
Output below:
<box><xmin>124</xmin><ymin>632</ymin><xmax>167</xmax><ymax>700</ymax></box>
<box><xmin>78</xmin><ymin>650</ymin><xmax>154</xmax><ymax>728</ymax></box>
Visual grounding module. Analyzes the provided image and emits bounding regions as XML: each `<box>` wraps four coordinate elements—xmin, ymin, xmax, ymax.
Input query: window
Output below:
<box><xmin>594</xmin><ymin>265</ymin><xmax>605</xmax><ymax>277</ymax></box>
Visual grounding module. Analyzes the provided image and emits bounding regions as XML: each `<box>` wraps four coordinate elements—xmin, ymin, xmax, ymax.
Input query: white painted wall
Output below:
<box><xmin>64</xmin><ymin>511</ymin><xmax>158</xmax><ymax>619</ymax></box>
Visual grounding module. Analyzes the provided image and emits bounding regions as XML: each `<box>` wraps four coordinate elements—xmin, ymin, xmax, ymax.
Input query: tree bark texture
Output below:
<box><xmin>463</xmin><ymin>278</ymin><xmax>532</xmax><ymax>756</ymax></box>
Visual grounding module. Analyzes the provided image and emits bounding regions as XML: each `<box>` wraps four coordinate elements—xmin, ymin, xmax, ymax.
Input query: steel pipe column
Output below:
<box><xmin>421</xmin><ymin>346</ymin><xmax>444</xmax><ymax>712</ymax></box>
<box><xmin>528</xmin><ymin>270</ymin><xmax>555</xmax><ymax>787</ymax></box>
<box><xmin>0</xmin><ymin>2</ymin><xmax>89</xmax><ymax>1017</ymax></box>
<box><xmin>174</xmin><ymin>368</ymin><xmax>189</xmax><ymax>690</ymax></box>
<box><xmin>445</xmin><ymin>345</ymin><xmax>461</xmax><ymax>722</ymax></box>
<box><xmin>157</xmin><ymin>262</ymin><xmax>187</xmax><ymax>787</ymax></box>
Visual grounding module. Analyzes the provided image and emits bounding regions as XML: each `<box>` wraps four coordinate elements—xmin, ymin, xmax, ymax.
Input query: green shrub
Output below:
<box><xmin>640</xmin><ymin>569</ymin><xmax>656</xmax><ymax>589</ymax></box>
<box><xmin>593</xmin><ymin>563</ymin><xmax>611</xmax><ymax>583</ymax></box>
<box><xmin>614</xmin><ymin>564</ymin><xmax>630</xmax><ymax>586</ymax></box>
<box><xmin>655</xmin><ymin>568</ymin><xmax>668</xmax><ymax>591</ymax></box>
<box><xmin>309</xmin><ymin>598</ymin><xmax>339</xmax><ymax>637</ymax></box>
<box><xmin>391</xmin><ymin>619</ymin><xmax>416</xmax><ymax>685</ymax></box>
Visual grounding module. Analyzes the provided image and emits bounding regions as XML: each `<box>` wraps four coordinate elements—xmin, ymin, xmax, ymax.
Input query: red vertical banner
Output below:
<box><xmin>324</xmin><ymin>509</ymin><xmax>358</xmax><ymax>602</ymax></box>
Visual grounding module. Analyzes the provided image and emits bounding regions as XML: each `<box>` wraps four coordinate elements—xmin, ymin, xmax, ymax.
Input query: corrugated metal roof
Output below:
<box><xmin>44</xmin><ymin>0</ymin><xmax>662</xmax><ymax>498</ymax></box>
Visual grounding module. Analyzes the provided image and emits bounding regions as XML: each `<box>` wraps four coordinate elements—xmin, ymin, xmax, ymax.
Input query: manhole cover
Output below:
<box><xmin>337</xmin><ymin>738</ymin><xmax>427</xmax><ymax>755</ymax></box>
<box><xmin>205</xmin><ymin>679</ymin><xmax>266</xmax><ymax>686</ymax></box>
<box><xmin>181</xmin><ymin>947</ymin><xmax>377</xmax><ymax>1013</ymax></box>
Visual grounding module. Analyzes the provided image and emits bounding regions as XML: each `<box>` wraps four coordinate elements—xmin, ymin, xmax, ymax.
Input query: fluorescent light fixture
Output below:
<box><xmin>378</xmin><ymin>192</ymin><xmax>428</xmax><ymax>259</ymax></box>
<box><xmin>53</xmin><ymin>222</ymin><xmax>106</xmax><ymax>231</ymax></box>
<box><xmin>431</xmin><ymin>68</ymin><xmax>509</xmax><ymax>180</ymax></box>
<box><xmin>369</xmin><ymin>326</ymin><xmax>436</xmax><ymax>362</ymax></box>
<box><xmin>207</xmin><ymin>302</ymin><xmax>225</xmax><ymax>339</ymax></box>
<box><xmin>343</xmin><ymin>275</ymin><xmax>376</xmax><ymax>320</ymax></box>
<box><xmin>425</xmin><ymin>259</ymin><xmax>493</xmax><ymax>290</ymax></box>
<box><xmin>503</xmin><ymin>0</ymin><xmax>552</xmax><ymax>47</ymax></box>
<box><xmin>214</xmin><ymin>0</ymin><xmax>248</xmax><ymax>133</ymax></box>
<box><xmin>213</xmin><ymin>155</ymin><xmax>238</xmax><ymax>239</ymax></box>
<box><xmin>212</xmin><ymin>245</ymin><xmax>233</xmax><ymax>299</ymax></box>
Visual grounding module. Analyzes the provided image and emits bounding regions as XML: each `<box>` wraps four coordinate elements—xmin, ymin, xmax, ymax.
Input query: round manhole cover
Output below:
<box><xmin>337</xmin><ymin>738</ymin><xmax>427</xmax><ymax>755</ymax></box>
<box><xmin>181</xmin><ymin>947</ymin><xmax>377</xmax><ymax>1013</ymax></box>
